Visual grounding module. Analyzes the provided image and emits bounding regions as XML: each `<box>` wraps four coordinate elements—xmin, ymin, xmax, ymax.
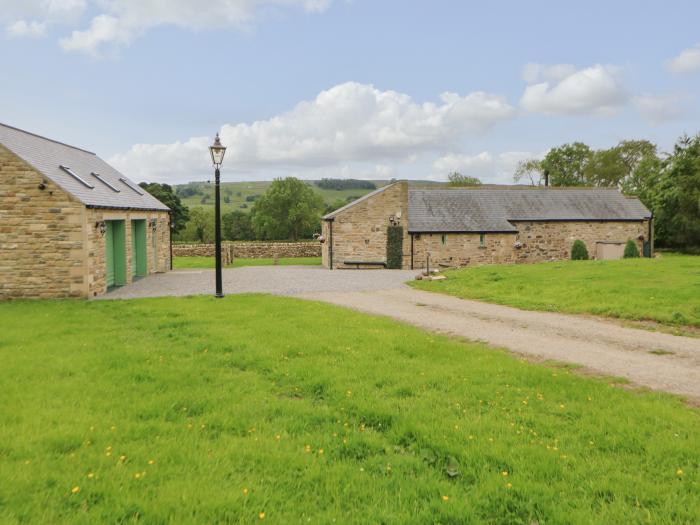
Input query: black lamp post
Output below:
<box><xmin>209</xmin><ymin>133</ymin><xmax>227</xmax><ymax>298</ymax></box>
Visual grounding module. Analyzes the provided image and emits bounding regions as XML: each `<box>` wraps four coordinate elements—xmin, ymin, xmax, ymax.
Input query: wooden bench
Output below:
<box><xmin>343</xmin><ymin>260</ymin><xmax>387</xmax><ymax>269</ymax></box>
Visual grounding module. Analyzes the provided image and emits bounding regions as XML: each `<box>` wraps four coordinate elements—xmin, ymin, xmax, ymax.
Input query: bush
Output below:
<box><xmin>386</xmin><ymin>226</ymin><xmax>404</xmax><ymax>269</ymax></box>
<box><xmin>623</xmin><ymin>239</ymin><xmax>640</xmax><ymax>258</ymax></box>
<box><xmin>571</xmin><ymin>240</ymin><xmax>589</xmax><ymax>260</ymax></box>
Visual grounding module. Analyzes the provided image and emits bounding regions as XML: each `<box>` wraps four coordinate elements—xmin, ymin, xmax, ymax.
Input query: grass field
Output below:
<box><xmin>172</xmin><ymin>256</ymin><xmax>321</xmax><ymax>269</ymax></box>
<box><xmin>1</xmin><ymin>296</ymin><xmax>699</xmax><ymax>523</ymax></box>
<box><xmin>411</xmin><ymin>254</ymin><xmax>700</xmax><ymax>329</ymax></box>
<box><xmin>177</xmin><ymin>181</ymin><xmax>387</xmax><ymax>215</ymax></box>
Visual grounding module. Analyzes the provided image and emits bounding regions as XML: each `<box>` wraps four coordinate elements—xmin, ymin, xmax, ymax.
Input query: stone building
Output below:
<box><xmin>321</xmin><ymin>181</ymin><xmax>652</xmax><ymax>269</ymax></box>
<box><xmin>1</xmin><ymin>123</ymin><xmax>171</xmax><ymax>299</ymax></box>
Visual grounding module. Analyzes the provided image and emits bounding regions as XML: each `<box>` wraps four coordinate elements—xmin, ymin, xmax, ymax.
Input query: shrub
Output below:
<box><xmin>386</xmin><ymin>226</ymin><xmax>403</xmax><ymax>269</ymax></box>
<box><xmin>571</xmin><ymin>240</ymin><xmax>589</xmax><ymax>260</ymax></box>
<box><xmin>623</xmin><ymin>240</ymin><xmax>640</xmax><ymax>258</ymax></box>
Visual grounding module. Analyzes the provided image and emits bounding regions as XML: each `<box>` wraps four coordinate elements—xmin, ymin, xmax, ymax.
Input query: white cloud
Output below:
<box><xmin>431</xmin><ymin>151</ymin><xmax>534</xmax><ymax>184</ymax></box>
<box><xmin>633</xmin><ymin>93</ymin><xmax>685</xmax><ymax>125</ymax></box>
<box><xmin>60</xmin><ymin>0</ymin><xmax>332</xmax><ymax>55</ymax></box>
<box><xmin>2</xmin><ymin>0</ymin><xmax>330</xmax><ymax>53</ymax></box>
<box><xmin>520</xmin><ymin>64</ymin><xmax>627</xmax><ymax>116</ymax></box>
<box><xmin>667</xmin><ymin>44</ymin><xmax>700</xmax><ymax>74</ymax></box>
<box><xmin>109</xmin><ymin>82</ymin><xmax>516</xmax><ymax>183</ymax></box>
<box><xmin>2</xmin><ymin>0</ymin><xmax>86</xmax><ymax>36</ymax></box>
<box><xmin>6</xmin><ymin>20</ymin><xmax>47</xmax><ymax>38</ymax></box>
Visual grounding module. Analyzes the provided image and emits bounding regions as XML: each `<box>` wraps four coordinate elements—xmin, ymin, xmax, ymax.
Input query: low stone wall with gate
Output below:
<box><xmin>173</xmin><ymin>241</ymin><xmax>321</xmax><ymax>260</ymax></box>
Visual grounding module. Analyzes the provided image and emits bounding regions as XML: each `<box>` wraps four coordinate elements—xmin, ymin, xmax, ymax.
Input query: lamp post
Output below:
<box><xmin>209</xmin><ymin>133</ymin><xmax>227</xmax><ymax>298</ymax></box>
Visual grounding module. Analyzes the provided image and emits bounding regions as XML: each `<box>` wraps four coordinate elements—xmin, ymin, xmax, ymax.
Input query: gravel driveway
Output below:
<box><xmin>102</xmin><ymin>266</ymin><xmax>416</xmax><ymax>299</ymax></box>
<box><xmin>102</xmin><ymin>266</ymin><xmax>700</xmax><ymax>400</ymax></box>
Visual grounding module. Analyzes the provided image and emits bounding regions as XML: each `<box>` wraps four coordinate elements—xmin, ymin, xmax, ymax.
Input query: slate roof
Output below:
<box><xmin>0</xmin><ymin>123</ymin><xmax>169</xmax><ymax>211</ymax></box>
<box><xmin>408</xmin><ymin>188</ymin><xmax>651</xmax><ymax>233</ymax></box>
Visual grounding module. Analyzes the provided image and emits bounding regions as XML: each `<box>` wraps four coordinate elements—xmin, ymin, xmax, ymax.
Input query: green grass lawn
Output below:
<box><xmin>172</xmin><ymin>256</ymin><xmax>321</xmax><ymax>269</ymax></box>
<box><xmin>410</xmin><ymin>254</ymin><xmax>700</xmax><ymax>329</ymax></box>
<box><xmin>1</xmin><ymin>296</ymin><xmax>699</xmax><ymax>523</ymax></box>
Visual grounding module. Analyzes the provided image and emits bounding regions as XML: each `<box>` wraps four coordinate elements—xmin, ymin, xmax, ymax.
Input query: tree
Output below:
<box><xmin>324</xmin><ymin>198</ymin><xmax>348</xmax><ymax>215</ymax></box>
<box><xmin>653</xmin><ymin>134</ymin><xmax>700</xmax><ymax>249</ymax></box>
<box><xmin>222</xmin><ymin>210</ymin><xmax>255</xmax><ymax>241</ymax></box>
<box><xmin>541</xmin><ymin>142</ymin><xmax>593</xmax><ymax>186</ymax></box>
<box><xmin>177</xmin><ymin>206</ymin><xmax>213</xmax><ymax>243</ymax></box>
<box><xmin>447</xmin><ymin>172</ymin><xmax>482</xmax><ymax>186</ymax></box>
<box><xmin>251</xmin><ymin>177</ymin><xmax>325</xmax><ymax>240</ymax></box>
<box><xmin>139</xmin><ymin>182</ymin><xmax>189</xmax><ymax>234</ymax></box>
<box><xmin>514</xmin><ymin>159</ymin><xmax>546</xmax><ymax>186</ymax></box>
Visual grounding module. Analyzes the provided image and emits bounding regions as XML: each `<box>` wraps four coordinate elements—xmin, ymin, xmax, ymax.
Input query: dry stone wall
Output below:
<box><xmin>173</xmin><ymin>241</ymin><xmax>320</xmax><ymax>260</ymax></box>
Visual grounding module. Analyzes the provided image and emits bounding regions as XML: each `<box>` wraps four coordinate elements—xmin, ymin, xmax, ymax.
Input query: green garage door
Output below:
<box><xmin>105</xmin><ymin>220</ymin><xmax>127</xmax><ymax>288</ymax></box>
<box><xmin>131</xmin><ymin>220</ymin><xmax>147</xmax><ymax>278</ymax></box>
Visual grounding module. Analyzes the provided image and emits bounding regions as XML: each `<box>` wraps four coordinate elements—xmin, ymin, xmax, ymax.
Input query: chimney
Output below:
<box><xmin>544</xmin><ymin>169</ymin><xmax>549</xmax><ymax>187</ymax></box>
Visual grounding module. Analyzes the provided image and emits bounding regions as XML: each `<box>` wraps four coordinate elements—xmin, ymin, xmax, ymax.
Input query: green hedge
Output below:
<box><xmin>571</xmin><ymin>240</ymin><xmax>589</xmax><ymax>260</ymax></box>
<box><xmin>386</xmin><ymin>226</ymin><xmax>403</xmax><ymax>269</ymax></box>
<box><xmin>624</xmin><ymin>239</ymin><xmax>640</xmax><ymax>258</ymax></box>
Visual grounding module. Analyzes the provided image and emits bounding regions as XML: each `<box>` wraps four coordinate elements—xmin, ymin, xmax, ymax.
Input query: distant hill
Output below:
<box><xmin>174</xmin><ymin>180</ymin><xmax>406</xmax><ymax>213</ymax></box>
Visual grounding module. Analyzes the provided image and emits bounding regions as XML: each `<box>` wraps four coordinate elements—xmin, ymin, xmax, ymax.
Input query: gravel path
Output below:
<box><xmin>102</xmin><ymin>266</ymin><xmax>700</xmax><ymax>400</ymax></box>
<box><xmin>297</xmin><ymin>287</ymin><xmax>700</xmax><ymax>401</ymax></box>
<box><xmin>101</xmin><ymin>266</ymin><xmax>416</xmax><ymax>299</ymax></box>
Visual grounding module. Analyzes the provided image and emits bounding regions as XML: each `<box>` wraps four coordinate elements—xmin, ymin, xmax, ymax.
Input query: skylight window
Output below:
<box><xmin>59</xmin><ymin>165</ymin><xmax>94</xmax><ymax>189</ymax></box>
<box><xmin>91</xmin><ymin>172</ymin><xmax>121</xmax><ymax>192</ymax></box>
<box><xmin>119</xmin><ymin>177</ymin><xmax>144</xmax><ymax>195</ymax></box>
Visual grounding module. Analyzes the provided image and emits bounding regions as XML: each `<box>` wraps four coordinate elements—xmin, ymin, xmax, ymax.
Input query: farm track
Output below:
<box><xmin>297</xmin><ymin>287</ymin><xmax>700</xmax><ymax>401</ymax></box>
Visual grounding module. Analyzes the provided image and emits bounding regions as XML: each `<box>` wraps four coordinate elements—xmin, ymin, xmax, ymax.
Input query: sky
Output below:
<box><xmin>1</xmin><ymin>0</ymin><xmax>700</xmax><ymax>185</ymax></box>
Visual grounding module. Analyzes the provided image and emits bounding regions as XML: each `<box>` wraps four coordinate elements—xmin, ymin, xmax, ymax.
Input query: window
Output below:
<box><xmin>91</xmin><ymin>172</ymin><xmax>121</xmax><ymax>192</ymax></box>
<box><xmin>119</xmin><ymin>177</ymin><xmax>144</xmax><ymax>195</ymax></box>
<box><xmin>480</xmin><ymin>233</ymin><xmax>486</xmax><ymax>247</ymax></box>
<box><xmin>59</xmin><ymin>165</ymin><xmax>94</xmax><ymax>189</ymax></box>
<box><xmin>441</xmin><ymin>234</ymin><xmax>447</xmax><ymax>246</ymax></box>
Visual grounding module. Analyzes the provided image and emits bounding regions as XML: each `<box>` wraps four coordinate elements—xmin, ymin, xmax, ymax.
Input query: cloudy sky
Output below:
<box><xmin>2</xmin><ymin>0</ymin><xmax>700</xmax><ymax>184</ymax></box>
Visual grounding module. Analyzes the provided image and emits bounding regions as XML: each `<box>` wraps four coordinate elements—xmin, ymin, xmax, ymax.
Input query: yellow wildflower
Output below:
<box><xmin>259</xmin><ymin>512</ymin><xmax>266</xmax><ymax>520</ymax></box>
<box><xmin>71</xmin><ymin>486</ymin><xmax>80</xmax><ymax>494</ymax></box>
<box><xmin>501</xmin><ymin>471</ymin><xmax>508</xmax><ymax>477</ymax></box>
<box><xmin>243</xmin><ymin>488</ymin><xmax>249</xmax><ymax>496</ymax></box>
<box><xmin>506</xmin><ymin>482</ymin><xmax>512</xmax><ymax>489</ymax></box>
<box><xmin>87</xmin><ymin>472</ymin><xmax>94</xmax><ymax>479</ymax></box>
<box><xmin>148</xmin><ymin>459</ymin><xmax>155</xmax><ymax>465</ymax></box>
<box><xmin>676</xmin><ymin>469</ymin><xmax>684</xmax><ymax>476</ymax></box>
<box><xmin>442</xmin><ymin>495</ymin><xmax>449</xmax><ymax>502</ymax></box>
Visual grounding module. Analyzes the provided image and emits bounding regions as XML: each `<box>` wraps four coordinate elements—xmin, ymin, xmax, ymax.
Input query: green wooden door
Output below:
<box><xmin>131</xmin><ymin>220</ymin><xmax>147</xmax><ymax>278</ymax></box>
<box><xmin>105</xmin><ymin>220</ymin><xmax>127</xmax><ymax>288</ymax></box>
<box><xmin>112</xmin><ymin>220</ymin><xmax>127</xmax><ymax>286</ymax></box>
<box><xmin>105</xmin><ymin>221</ymin><xmax>115</xmax><ymax>288</ymax></box>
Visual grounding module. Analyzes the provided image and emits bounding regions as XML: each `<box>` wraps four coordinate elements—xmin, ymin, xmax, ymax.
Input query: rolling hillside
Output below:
<box><xmin>175</xmin><ymin>180</ymin><xmax>389</xmax><ymax>214</ymax></box>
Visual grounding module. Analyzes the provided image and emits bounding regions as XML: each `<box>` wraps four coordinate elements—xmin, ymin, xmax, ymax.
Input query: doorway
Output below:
<box><xmin>105</xmin><ymin>220</ymin><xmax>127</xmax><ymax>288</ymax></box>
<box><xmin>131</xmin><ymin>219</ymin><xmax>147</xmax><ymax>279</ymax></box>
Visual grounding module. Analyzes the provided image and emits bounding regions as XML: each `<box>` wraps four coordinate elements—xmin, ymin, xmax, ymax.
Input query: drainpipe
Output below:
<box><xmin>410</xmin><ymin>233</ymin><xmax>414</xmax><ymax>270</ymax></box>
<box><xmin>169</xmin><ymin>212</ymin><xmax>173</xmax><ymax>271</ymax></box>
<box><xmin>544</xmin><ymin>169</ymin><xmax>549</xmax><ymax>187</ymax></box>
<box><xmin>328</xmin><ymin>219</ymin><xmax>334</xmax><ymax>270</ymax></box>
<box><xmin>648</xmin><ymin>214</ymin><xmax>654</xmax><ymax>258</ymax></box>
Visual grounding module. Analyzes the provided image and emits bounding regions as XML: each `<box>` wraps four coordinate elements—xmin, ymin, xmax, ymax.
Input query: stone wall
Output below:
<box><xmin>512</xmin><ymin>220</ymin><xmax>649</xmax><ymax>263</ymax></box>
<box><xmin>173</xmin><ymin>241</ymin><xmax>320</xmax><ymax>260</ymax></box>
<box><xmin>410</xmin><ymin>221</ymin><xmax>649</xmax><ymax>269</ymax></box>
<box><xmin>323</xmin><ymin>182</ymin><xmax>409</xmax><ymax>269</ymax></box>
<box><xmin>0</xmin><ymin>145</ymin><xmax>86</xmax><ymax>299</ymax></box>
<box><xmin>86</xmin><ymin>209</ymin><xmax>171</xmax><ymax>297</ymax></box>
<box><xmin>412</xmin><ymin>232</ymin><xmax>517</xmax><ymax>269</ymax></box>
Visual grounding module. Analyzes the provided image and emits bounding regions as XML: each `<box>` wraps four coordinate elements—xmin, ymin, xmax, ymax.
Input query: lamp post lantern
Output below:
<box><xmin>209</xmin><ymin>133</ymin><xmax>227</xmax><ymax>298</ymax></box>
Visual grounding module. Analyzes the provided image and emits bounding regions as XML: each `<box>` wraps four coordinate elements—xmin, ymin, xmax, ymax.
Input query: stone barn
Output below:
<box><xmin>1</xmin><ymin>123</ymin><xmax>171</xmax><ymax>299</ymax></box>
<box><xmin>321</xmin><ymin>181</ymin><xmax>652</xmax><ymax>270</ymax></box>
